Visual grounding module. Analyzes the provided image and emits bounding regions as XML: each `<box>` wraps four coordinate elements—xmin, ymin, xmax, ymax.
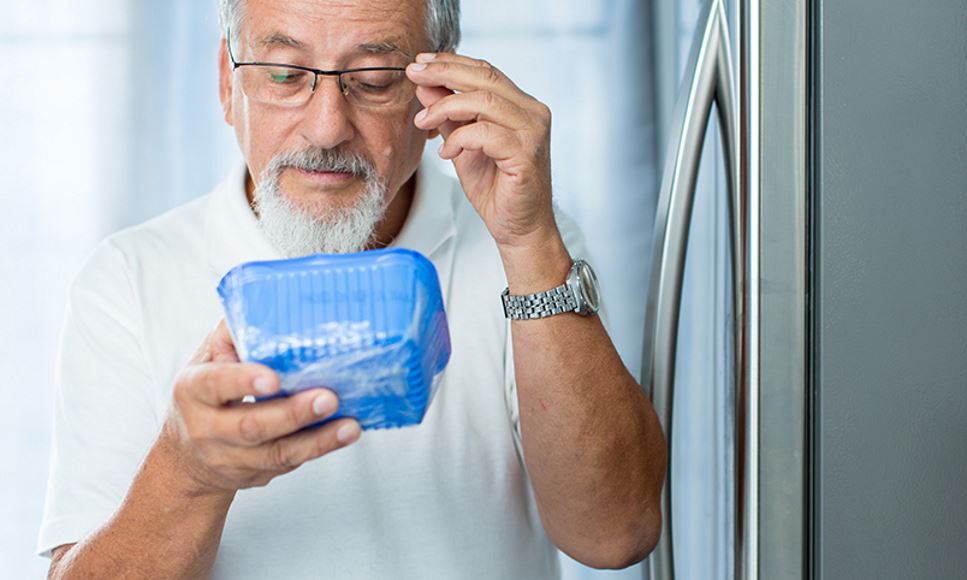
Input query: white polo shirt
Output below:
<box><xmin>38</xmin><ymin>161</ymin><xmax>589</xmax><ymax>579</ymax></box>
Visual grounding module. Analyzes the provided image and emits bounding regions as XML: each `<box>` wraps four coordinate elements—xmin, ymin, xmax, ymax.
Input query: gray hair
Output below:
<box><xmin>218</xmin><ymin>0</ymin><xmax>460</xmax><ymax>52</ymax></box>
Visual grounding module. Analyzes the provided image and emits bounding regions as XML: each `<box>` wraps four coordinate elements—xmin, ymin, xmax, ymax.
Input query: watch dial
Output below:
<box><xmin>577</xmin><ymin>261</ymin><xmax>600</xmax><ymax>312</ymax></box>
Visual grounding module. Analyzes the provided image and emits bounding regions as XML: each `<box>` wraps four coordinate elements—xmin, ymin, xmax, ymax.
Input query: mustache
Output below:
<box><xmin>262</xmin><ymin>147</ymin><xmax>379</xmax><ymax>182</ymax></box>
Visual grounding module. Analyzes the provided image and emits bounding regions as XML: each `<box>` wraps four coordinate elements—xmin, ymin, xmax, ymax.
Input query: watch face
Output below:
<box><xmin>570</xmin><ymin>260</ymin><xmax>601</xmax><ymax>315</ymax></box>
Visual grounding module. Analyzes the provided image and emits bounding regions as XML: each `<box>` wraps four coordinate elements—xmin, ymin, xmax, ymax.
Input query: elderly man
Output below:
<box><xmin>39</xmin><ymin>0</ymin><xmax>666</xmax><ymax>578</ymax></box>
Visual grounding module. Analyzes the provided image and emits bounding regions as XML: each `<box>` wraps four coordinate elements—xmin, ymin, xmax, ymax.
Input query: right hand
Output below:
<box><xmin>161</xmin><ymin>320</ymin><xmax>361</xmax><ymax>494</ymax></box>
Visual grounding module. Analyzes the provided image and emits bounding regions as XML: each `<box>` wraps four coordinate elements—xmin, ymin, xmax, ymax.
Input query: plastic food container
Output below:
<box><xmin>217</xmin><ymin>248</ymin><xmax>450</xmax><ymax>430</ymax></box>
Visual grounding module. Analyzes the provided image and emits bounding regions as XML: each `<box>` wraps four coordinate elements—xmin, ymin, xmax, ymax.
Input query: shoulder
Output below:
<box><xmin>104</xmin><ymin>195</ymin><xmax>210</xmax><ymax>267</ymax></box>
<box><xmin>67</xmin><ymin>195</ymin><xmax>210</xmax><ymax>320</ymax></box>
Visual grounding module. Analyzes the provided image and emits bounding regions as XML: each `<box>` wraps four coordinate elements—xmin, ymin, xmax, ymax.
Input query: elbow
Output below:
<box><xmin>47</xmin><ymin>544</ymin><xmax>76</xmax><ymax>580</ymax></box>
<box><xmin>558</xmin><ymin>509</ymin><xmax>663</xmax><ymax>570</ymax></box>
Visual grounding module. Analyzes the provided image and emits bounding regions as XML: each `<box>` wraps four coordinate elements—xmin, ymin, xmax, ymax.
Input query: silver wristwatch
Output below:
<box><xmin>501</xmin><ymin>259</ymin><xmax>601</xmax><ymax>320</ymax></box>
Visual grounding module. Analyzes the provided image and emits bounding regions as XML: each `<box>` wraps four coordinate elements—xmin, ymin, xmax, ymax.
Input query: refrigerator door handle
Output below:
<box><xmin>641</xmin><ymin>0</ymin><xmax>748</xmax><ymax>578</ymax></box>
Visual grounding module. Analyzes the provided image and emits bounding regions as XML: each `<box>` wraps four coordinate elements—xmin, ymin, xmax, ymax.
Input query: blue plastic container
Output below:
<box><xmin>217</xmin><ymin>248</ymin><xmax>451</xmax><ymax>430</ymax></box>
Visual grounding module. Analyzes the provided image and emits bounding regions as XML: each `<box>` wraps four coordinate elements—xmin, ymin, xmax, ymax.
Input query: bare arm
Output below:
<box><xmin>502</xmin><ymin>237</ymin><xmax>666</xmax><ymax>570</ymax></box>
<box><xmin>407</xmin><ymin>51</ymin><xmax>667</xmax><ymax>569</ymax></box>
<box><xmin>47</xmin><ymin>433</ymin><xmax>235</xmax><ymax>580</ymax></box>
<box><xmin>48</xmin><ymin>322</ymin><xmax>361</xmax><ymax>580</ymax></box>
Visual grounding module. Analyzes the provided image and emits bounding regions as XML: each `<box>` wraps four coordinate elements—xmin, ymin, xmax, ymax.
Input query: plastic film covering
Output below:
<box><xmin>217</xmin><ymin>248</ymin><xmax>451</xmax><ymax>430</ymax></box>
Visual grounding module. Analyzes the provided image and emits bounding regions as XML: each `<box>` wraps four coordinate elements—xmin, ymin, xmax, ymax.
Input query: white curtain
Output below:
<box><xmin>0</xmin><ymin>1</ymin><xmax>236</xmax><ymax>577</ymax></box>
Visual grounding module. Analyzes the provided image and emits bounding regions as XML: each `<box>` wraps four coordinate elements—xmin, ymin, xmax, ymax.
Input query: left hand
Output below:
<box><xmin>406</xmin><ymin>53</ymin><xmax>558</xmax><ymax>251</ymax></box>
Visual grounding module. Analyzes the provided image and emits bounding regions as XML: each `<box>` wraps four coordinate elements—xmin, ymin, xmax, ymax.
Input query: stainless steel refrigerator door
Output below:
<box><xmin>644</xmin><ymin>0</ymin><xmax>810</xmax><ymax>578</ymax></box>
<box><xmin>813</xmin><ymin>0</ymin><xmax>967</xmax><ymax>577</ymax></box>
<box><xmin>641</xmin><ymin>1</ymin><xmax>749</xmax><ymax>578</ymax></box>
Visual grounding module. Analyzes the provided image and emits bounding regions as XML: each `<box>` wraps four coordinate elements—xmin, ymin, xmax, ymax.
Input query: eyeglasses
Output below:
<box><xmin>227</xmin><ymin>30</ymin><xmax>415</xmax><ymax>109</ymax></box>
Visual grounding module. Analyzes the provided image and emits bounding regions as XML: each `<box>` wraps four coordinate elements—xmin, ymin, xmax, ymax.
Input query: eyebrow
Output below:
<box><xmin>358</xmin><ymin>41</ymin><xmax>408</xmax><ymax>56</ymax></box>
<box><xmin>255</xmin><ymin>32</ymin><xmax>411</xmax><ymax>59</ymax></box>
<box><xmin>258</xmin><ymin>33</ymin><xmax>306</xmax><ymax>50</ymax></box>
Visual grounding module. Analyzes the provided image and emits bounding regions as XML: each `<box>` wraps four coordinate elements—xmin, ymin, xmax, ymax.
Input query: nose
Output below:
<box><xmin>298</xmin><ymin>74</ymin><xmax>355</xmax><ymax>149</ymax></box>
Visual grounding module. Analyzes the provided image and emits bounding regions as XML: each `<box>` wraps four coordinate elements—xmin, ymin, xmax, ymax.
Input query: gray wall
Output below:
<box><xmin>815</xmin><ymin>0</ymin><xmax>967</xmax><ymax>578</ymax></box>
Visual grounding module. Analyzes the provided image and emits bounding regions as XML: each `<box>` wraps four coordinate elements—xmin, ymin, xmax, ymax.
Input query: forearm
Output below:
<box><xmin>50</xmin><ymin>429</ymin><xmax>235</xmax><ymax>580</ymax></box>
<box><xmin>502</xmin><ymin>234</ymin><xmax>667</xmax><ymax>569</ymax></box>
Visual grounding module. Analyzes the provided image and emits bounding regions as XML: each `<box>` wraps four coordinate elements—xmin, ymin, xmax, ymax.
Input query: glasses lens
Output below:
<box><xmin>239</xmin><ymin>65</ymin><xmax>313</xmax><ymax>106</ymax></box>
<box><xmin>341</xmin><ymin>69</ymin><xmax>414</xmax><ymax>108</ymax></box>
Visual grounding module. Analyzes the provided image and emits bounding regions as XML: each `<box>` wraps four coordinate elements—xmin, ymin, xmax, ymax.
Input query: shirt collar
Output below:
<box><xmin>205</xmin><ymin>160</ymin><xmax>458</xmax><ymax>279</ymax></box>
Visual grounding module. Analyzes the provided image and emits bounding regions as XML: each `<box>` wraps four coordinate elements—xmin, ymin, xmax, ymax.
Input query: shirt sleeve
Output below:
<box><xmin>503</xmin><ymin>208</ymin><xmax>611</xmax><ymax>465</ymax></box>
<box><xmin>37</xmin><ymin>238</ymin><xmax>162</xmax><ymax>558</ymax></box>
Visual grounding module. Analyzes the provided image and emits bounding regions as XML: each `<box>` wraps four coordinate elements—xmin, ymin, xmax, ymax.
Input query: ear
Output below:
<box><xmin>218</xmin><ymin>38</ymin><xmax>235</xmax><ymax>126</ymax></box>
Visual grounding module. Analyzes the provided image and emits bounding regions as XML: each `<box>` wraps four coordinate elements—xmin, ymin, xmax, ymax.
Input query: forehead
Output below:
<box><xmin>240</xmin><ymin>0</ymin><xmax>427</xmax><ymax>53</ymax></box>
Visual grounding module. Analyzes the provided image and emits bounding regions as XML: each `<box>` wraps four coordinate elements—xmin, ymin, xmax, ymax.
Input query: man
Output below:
<box><xmin>39</xmin><ymin>0</ymin><xmax>666</xmax><ymax>578</ymax></box>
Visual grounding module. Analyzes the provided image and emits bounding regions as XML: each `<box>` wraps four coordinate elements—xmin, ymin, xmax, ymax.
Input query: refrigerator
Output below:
<box><xmin>644</xmin><ymin>0</ymin><xmax>967</xmax><ymax>578</ymax></box>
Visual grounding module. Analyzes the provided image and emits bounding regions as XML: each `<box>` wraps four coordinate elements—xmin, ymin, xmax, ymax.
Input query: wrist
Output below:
<box><xmin>155</xmin><ymin>424</ymin><xmax>237</xmax><ymax>505</ymax></box>
<box><xmin>498</xmin><ymin>227</ymin><xmax>572</xmax><ymax>295</ymax></box>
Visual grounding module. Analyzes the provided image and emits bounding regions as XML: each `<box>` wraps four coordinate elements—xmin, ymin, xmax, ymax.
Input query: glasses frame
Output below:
<box><xmin>226</xmin><ymin>30</ymin><xmax>411</xmax><ymax>107</ymax></box>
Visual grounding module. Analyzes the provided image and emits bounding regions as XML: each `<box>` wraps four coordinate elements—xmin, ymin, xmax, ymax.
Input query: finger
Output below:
<box><xmin>415</xmin><ymin>52</ymin><xmax>492</xmax><ymax>68</ymax></box>
<box><xmin>190</xmin><ymin>320</ymin><xmax>241</xmax><ymax>365</ymax></box>
<box><xmin>209</xmin><ymin>320</ymin><xmax>242</xmax><ymax>363</ymax></box>
<box><xmin>178</xmin><ymin>362</ymin><xmax>280</xmax><ymax>407</ymax></box>
<box><xmin>406</xmin><ymin>60</ymin><xmax>524</xmax><ymax>105</ymax></box>
<box><xmin>438</xmin><ymin>121</ymin><xmax>521</xmax><ymax>162</ymax></box>
<box><xmin>415</xmin><ymin>85</ymin><xmax>463</xmax><ymax>138</ymax></box>
<box><xmin>218</xmin><ymin>388</ymin><xmax>340</xmax><ymax>446</ymax></box>
<box><xmin>260</xmin><ymin>418</ymin><xmax>362</xmax><ymax>471</ymax></box>
<box><xmin>414</xmin><ymin>90</ymin><xmax>532</xmax><ymax>136</ymax></box>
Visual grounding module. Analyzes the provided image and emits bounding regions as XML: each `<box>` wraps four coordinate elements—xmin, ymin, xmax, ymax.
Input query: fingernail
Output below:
<box><xmin>312</xmin><ymin>392</ymin><xmax>337</xmax><ymax>416</ymax></box>
<box><xmin>409</xmin><ymin>62</ymin><xmax>427</xmax><ymax>72</ymax></box>
<box><xmin>253</xmin><ymin>375</ymin><xmax>276</xmax><ymax>394</ymax></box>
<box><xmin>416</xmin><ymin>53</ymin><xmax>437</xmax><ymax>63</ymax></box>
<box><xmin>337</xmin><ymin>422</ymin><xmax>360</xmax><ymax>444</ymax></box>
<box><xmin>415</xmin><ymin>109</ymin><xmax>428</xmax><ymax>124</ymax></box>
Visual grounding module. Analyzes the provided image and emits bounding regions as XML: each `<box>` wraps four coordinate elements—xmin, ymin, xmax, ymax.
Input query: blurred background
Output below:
<box><xmin>0</xmin><ymin>0</ymin><xmax>734</xmax><ymax>577</ymax></box>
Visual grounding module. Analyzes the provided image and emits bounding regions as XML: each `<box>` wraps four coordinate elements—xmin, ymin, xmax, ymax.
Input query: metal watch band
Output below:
<box><xmin>501</xmin><ymin>284</ymin><xmax>577</xmax><ymax>320</ymax></box>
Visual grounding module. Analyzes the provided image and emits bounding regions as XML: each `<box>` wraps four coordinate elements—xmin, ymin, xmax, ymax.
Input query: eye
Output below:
<box><xmin>345</xmin><ymin>70</ymin><xmax>403</xmax><ymax>92</ymax></box>
<box><xmin>268</xmin><ymin>69</ymin><xmax>308</xmax><ymax>85</ymax></box>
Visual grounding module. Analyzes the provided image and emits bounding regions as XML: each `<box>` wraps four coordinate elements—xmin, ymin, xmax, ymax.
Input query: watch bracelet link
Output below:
<box><xmin>501</xmin><ymin>284</ymin><xmax>577</xmax><ymax>320</ymax></box>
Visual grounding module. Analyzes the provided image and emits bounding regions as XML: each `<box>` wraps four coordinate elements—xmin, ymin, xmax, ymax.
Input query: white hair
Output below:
<box><xmin>252</xmin><ymin>148</ymin><xmax>388</xmax><ymax>257</ymax></box>
<box><xmin>218</xmin><ymin>0</ymin><xmax>461</xmax><ymax>52</ymax></box>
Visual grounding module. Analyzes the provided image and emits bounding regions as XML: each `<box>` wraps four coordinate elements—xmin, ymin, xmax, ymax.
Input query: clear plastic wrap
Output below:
<box><xmin>217</xmin><ymin>248</ymin><xmax>451</xmax><ymax>430</ymax></box>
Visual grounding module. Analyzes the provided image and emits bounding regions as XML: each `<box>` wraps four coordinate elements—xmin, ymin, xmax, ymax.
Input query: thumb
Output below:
<box><xmin>191</xmin><ymin>319</ymin><xmax>241</xmax><ymax>365</ymax></box>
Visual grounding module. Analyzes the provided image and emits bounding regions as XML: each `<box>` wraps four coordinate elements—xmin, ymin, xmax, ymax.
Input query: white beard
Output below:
<box><xmin>252</xmin><ymin>148</ymin><xmax>387</xmax><ymax>258</ymax></box>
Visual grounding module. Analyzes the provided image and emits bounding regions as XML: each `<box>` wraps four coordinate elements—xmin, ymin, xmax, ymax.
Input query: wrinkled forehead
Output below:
<box><xmin>237</xmin><ymin>0</ymin><xmax>427</xmax><ymax>61</ymax></box>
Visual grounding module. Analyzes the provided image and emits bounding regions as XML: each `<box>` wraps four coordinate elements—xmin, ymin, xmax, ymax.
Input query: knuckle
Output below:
<box><xmin>485</xmin><ymin>66</ymin><xmax>502</xmax><ymax>85</ymax></box>
<box><xmin>538</xmin><ymin>103</ymin><xmax>552</xmax><ymax>122</ymax></box>
<box><xmin>238</xmin><ymin>413</ymin><xmax>265</xmax><ymax>444</ymax></box>
<box><xmin>200</xmin><ymin>367</ymin><xmax>219</xmax><ymax>400</ymax></box>
<box><xmin>268</xmin><ymin>441</ymin><xmax>297</xmax><ymax>470</ymax></box>
<box><xmin>286</xmin><ymin>398</ymin><xmax>307</xmax><ymax>428</ymax></box>
<box><xmin>251</xmin><ymin>476</ymin><xmax>271</xmax><ymax>488</ymax></box>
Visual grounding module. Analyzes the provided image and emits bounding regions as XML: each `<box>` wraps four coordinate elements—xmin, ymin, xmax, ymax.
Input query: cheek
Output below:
<box><xmin>364</xmin><ymin>116</ymin><xmax>420</xmax><ymax>166</ymax></box>
<box><xmin>236</xmin><ymin>100</ymin><xmax>300</xmax><ymax>177</ymax></box>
